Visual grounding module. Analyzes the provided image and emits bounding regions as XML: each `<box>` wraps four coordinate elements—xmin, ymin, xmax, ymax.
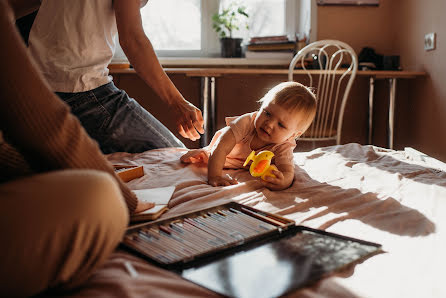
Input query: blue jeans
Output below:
<box><xmin>56</xmin><ymin>82</ymin><xmax>185</xmax><ymax>154</ymax></box>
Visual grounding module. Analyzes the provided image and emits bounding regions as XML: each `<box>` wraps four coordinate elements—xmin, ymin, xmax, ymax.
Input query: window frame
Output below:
<box><xmin>153</xmin><ymin>0</ymin><xmax>304</xmax><ymax>58</ymax></box>
<box><xmin>112</xmin><ymin>0</ymin><xmax>316</xmax><ymax>61</ymax></box>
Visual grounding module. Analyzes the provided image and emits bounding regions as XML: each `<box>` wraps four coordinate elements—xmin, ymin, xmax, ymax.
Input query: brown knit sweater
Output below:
<box><xmin>0</xmin><ymin>1</ymin><xmax>137</xmax><ymax>214</ymax></box>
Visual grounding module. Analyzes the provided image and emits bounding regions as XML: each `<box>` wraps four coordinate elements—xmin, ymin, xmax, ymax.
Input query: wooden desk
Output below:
<box><xmin>112</xmin><ymin>68</ymin><xmax>426</xmax><ymax>149</ymax></box>
<box><xmin>359</xmin><ymin>70</ymin><xmax>426</xmax><ymax>149</ymax></box>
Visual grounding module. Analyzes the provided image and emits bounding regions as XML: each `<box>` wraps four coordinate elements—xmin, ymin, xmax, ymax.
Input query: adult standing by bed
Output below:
<box><xmin>14</xmin><ymin>0</ymin><xmax>204</xmax><ymax>154</ymax></box>
<box><xmin>0</xmin><ymin>1</ymin><xmax>156</xmax><ymax>295</ymax></box>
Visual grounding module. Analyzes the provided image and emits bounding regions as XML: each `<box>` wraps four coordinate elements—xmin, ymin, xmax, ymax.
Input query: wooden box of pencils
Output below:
<box><xmin>122</xmin><ymin>202</ymin><xmax>295</xmax><ymax>269</ymax></box>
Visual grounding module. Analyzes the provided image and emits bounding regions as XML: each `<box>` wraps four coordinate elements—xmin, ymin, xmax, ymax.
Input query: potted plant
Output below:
<box><xmin>212</xmin><ymin>2</ymin><xmax>249</xmax><ymax>58</ymax></box>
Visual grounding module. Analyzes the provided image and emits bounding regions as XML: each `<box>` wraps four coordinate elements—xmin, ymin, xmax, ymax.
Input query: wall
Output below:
<box><xmin>393</xmin><ymin>0</ymin><xmax>446</xmax><ymax>162</ymax></box>
<box><xmin>317</xmin><ymin>0</ymin><xmax>446</xmax><ymax>161</ymax></box>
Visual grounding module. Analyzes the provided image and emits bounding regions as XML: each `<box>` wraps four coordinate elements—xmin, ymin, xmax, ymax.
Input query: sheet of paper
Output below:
<box><xmin>136</xmin><ymin>204</ymin><xmax>166</xmax><ymax>215</ymax></box>
<box><xmin>133</xmin><ymin>186</ymin><xmax>175</xmax><ymax>205</ymax></box>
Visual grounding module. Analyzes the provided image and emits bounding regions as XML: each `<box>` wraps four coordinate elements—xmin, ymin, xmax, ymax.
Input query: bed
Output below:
<box><xmin>60</xmin><ymin>143</ymin><xmax>445</xmax><ymax>298</ymax></box>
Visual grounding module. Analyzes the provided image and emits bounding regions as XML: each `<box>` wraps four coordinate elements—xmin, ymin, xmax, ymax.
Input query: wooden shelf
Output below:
<box><xmin>110</xmin><ymin>67</ymin><xmax>426</xmax><ymax>79</ymax></box>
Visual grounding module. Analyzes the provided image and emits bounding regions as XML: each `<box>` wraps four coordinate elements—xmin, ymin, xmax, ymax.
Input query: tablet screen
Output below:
<box><xmin>180</xmin><ymin>227</ymin><xmax>381</xmax><ymax>298</ymax></box>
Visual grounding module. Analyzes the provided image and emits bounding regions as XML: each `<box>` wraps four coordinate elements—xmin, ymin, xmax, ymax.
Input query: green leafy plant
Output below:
<box><xmin>212</xmin><ymin>2</ymin><xmax>249</xmax><ymax>39</ymax></box>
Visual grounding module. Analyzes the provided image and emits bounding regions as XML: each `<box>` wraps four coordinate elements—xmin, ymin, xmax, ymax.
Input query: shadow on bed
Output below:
<box><xmin>316</xmin><ymin>143</ymin><xmax>446</xmax><ymax>188</ymax></box>
<box><xmin>167</xmin><ymin>159</ymin><xmax>436</xmax><ymax>238</ymax></box>
<box><xmin>267</xmin><ymin>166</ymin><xmax>436</xmax><ymax>237</ymax></box>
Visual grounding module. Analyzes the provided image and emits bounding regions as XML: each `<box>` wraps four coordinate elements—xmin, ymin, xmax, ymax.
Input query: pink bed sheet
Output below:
<box><xmin>62</xmin><ymin>143</ymin><xmax>446</xmax><ymax>298</ymax></box>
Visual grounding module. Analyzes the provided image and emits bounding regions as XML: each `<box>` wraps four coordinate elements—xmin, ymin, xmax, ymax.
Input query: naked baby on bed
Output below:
<box><xmin>181</xmin><ymin>81</ymin><xmax>317</xmax><ymax>191</ymax></box>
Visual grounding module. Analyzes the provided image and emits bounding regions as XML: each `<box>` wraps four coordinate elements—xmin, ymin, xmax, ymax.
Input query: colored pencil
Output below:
<box><xmin>124</xmin><ymin>204</ymin><xmax>292</xmax><ymax>265</ymax></box>
<box><xmin>240</xmin><ymin>207</ymin><xmax>286</xmax><ymax>227</ymax></box>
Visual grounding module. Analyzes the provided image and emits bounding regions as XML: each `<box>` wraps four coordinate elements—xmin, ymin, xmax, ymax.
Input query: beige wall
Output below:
<box><xmin>318</xmin><ymin>0</ymin><xmax>446</xmax><ymax>161</ymax></box>
<box><xmin>394</xmin><ymin>0</ymin><xmax>446</xmax><ymax>162</ymax></box>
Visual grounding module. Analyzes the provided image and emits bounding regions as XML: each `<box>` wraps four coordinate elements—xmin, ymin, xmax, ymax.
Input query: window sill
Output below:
<box><xmin>111</xmin><ymin>57</ymin><xmax>293</xmax><ymax>69</ymax></box>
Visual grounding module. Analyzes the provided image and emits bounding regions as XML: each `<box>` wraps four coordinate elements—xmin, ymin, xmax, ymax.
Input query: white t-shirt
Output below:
<box><xmin>29</xmin><ymin>0</ymin><xmax>147</xmax><ymax>93</ymax></box>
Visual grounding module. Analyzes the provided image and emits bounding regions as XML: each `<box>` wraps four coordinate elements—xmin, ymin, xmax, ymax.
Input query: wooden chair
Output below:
<box><xmin>288</xmin><ymin>40</ymin><xmax>358</xmax><ymax>145</ymax></box>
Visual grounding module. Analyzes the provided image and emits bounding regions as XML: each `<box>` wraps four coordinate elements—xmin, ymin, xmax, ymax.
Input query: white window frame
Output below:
<box><xmin>113</xmin><ymin>0</ymin><xmax>316</xmax><ymax>60</ymax></box>
<box><xmin>153</xmin><ymin>0</ymin><xmax>315</xmax><ymax>58</ymax></box>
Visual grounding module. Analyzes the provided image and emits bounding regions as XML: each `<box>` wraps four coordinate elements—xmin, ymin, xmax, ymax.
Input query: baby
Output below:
<box><xmin>181</xmin><ymin>81</ymin><xmax>317</xmax><ymax>190</ymax></box>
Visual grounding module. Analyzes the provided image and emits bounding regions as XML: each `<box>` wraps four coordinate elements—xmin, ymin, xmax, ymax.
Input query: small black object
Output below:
<box><xmin>358</xmin><ymin>47</ymin><xmax>383</xmax><ymax>70</ymax></box>
<box><xmin>383</xmin><ymin>55</ymin><xmax>400</xmax><ymax>70</ymax></box>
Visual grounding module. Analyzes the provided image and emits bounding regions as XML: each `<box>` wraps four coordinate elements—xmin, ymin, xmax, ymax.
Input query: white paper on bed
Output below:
<box><xmin>131</xmin><ymin>186</ymin><xmax>175</xmax><ymax>222</ymax></box>
<box><xmin>133</xmin><ymin>186</ymin><xmax>175</xmax><ymax>205</ymax></box>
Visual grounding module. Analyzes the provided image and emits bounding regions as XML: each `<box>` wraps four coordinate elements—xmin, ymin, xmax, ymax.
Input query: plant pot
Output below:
<box><xmin>220</xmin><ymin>38</ymin><xmax>242</xmax><ymax>58</ymax></box>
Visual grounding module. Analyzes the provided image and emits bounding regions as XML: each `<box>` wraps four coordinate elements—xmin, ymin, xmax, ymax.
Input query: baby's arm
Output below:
<box><xmin>208</xmin><ymin>127</ymin><xmax>238</xmax><ymax>186</ymax></box>
<box><xmin>261</xmin><ymin>163</ymin><xmax>294</xmax><ymax>191</ymax></box>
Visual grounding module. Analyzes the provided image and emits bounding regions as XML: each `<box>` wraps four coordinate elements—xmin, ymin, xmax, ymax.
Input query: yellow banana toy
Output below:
<box><xmin>243</xmin><ymin>150</ymin><xmax>277</xmax><ymax>180</ymax></box>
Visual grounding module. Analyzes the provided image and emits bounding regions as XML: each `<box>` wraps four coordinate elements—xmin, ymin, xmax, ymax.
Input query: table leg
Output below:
<box><xmin>368</xmin><ymin>77</ymin><xmax>375</xmax><ymax>144</ymax></box>
<box><xmin>209</xmin><ymin>77</ymin><xmax>216</xmax><ymax>140</ymax></box>
<box><xmin>200</xmin><ymin>76</ymin><xmax>216</xmax><ymax>147</ymax></box>
<box><xmin>388</xmin><ymin>78</ymin><xmax>397</xmax><ymax>149</ymax></box>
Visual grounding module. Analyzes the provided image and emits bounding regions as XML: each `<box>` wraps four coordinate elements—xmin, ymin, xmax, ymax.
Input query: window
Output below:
<box><xmin>140</xmin><ymin>0</ymin><xmax>202</xmax><ymax>51</ymax></box>
<box><xmin>113</xmin><ymin>0</ymin><xmax>314</xmax><ymax>60</ymax></box>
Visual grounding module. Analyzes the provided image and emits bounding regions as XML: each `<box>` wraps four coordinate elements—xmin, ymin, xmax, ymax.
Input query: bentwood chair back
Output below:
<box><xmin>288</xmin><ymin>40</ymin><xmax>358</xmax><ymax>145</ymax></box>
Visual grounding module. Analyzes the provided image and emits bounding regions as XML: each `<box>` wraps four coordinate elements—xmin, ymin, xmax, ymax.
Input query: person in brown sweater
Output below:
<box><xmin>0</xmin><ymin>1</ymin><xmax>154</xmax><ymax>296</ymax></box>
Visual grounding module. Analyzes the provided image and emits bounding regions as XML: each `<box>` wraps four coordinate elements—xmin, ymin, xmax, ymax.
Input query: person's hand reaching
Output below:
<box><xmin>172</xmin><ymin>99</ymin><xmax>204</xmax><ymax>141</ymax></box>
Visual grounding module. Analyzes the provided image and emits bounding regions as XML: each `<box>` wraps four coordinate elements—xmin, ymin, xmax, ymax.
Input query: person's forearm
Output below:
<box><xmin>114</xmin><ymin>0</ymin><xmax>204</xmax><ymax>141</ymax></box>
<box><xmin>120</xmin><ymin>31</ymin><xmax>183</xmax><ymax>106</ymax></box>
<box><xmin>114</xmin><ymin>0</ymin><xmax>182</xmax><ymax>106</ymax></box>
<box><xmin>271</xmin><ymin>164</ymin><xmax>294</xmax><ymax>190</ymax></box>
<box><xmin>208</xmin><ymin>149</ymin><xmax>227</xmax><ymax>179</ymax></box>
<box><xmin>208</xmin><ymin>128</ymin><xmax>236</xmax><ymax>180</ymax></box>
<box><xmin>266</xmin><ymin>174</ymin><xmax>293</xmax><ymax>191</ymax></box>
<box><xmin>282</xmin><ymin>171</ymin><xmax>294</xmax><ymax>188</ymax></box>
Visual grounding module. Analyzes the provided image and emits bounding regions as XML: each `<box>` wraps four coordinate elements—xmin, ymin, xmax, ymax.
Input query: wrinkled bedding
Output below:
<box><xmin>63</xmin><ymin>143</ymin><xmax>446</xmax><ymax>298</ymax></box>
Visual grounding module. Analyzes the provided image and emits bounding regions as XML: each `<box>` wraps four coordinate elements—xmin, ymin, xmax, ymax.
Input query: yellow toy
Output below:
<box><xmin>243</xmin><ymin>150</ymin><xmax>278</xmax><ymax>180</ymax></box>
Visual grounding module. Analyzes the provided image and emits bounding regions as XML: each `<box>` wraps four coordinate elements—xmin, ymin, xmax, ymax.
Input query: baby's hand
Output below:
<box><xmin>260</xmin><ymin>169</ymin><xmax>291</xmax><ymax>191</ymax></box>
<box><xmin>208</xmin><ymin>174</ymin><xmax>238</xmax><ymax>187</ymax></box>
<box><xmin>180</xmin><ymin>149</ymin><xmax>209</xmax><ymax>164</ymax></box>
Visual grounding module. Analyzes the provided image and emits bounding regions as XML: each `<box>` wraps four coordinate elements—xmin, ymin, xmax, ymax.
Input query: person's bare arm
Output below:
<box><xmin>261</xmin><ymin>163</ymin><xmax>294</xmax><ymax>191</ymax></box>
<box><xmin>8</xmin><ymin>0</ymin><xmax>40</xmax><ymax>19</ymax></box>
<box><xmin>208</xmin><ymin>128</ymin><xmax>238</xmax><ymax>186</ymax></box>
<box><xmin>114</xmin><ymin>0</ymin><xmax>204</xmax><ymax>141</ymax></box>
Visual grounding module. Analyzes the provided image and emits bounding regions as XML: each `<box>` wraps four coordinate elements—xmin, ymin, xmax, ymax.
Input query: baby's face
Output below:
<box><xmin>254</xmin><ymin>102</ymin><xmax>303</xmax><ymax>144</ymax></box>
